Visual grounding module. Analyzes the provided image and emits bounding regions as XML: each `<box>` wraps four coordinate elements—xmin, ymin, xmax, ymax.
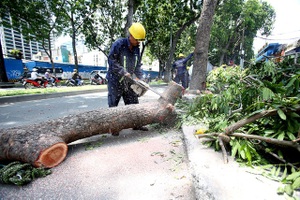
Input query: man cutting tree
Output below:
<box><xmin>106</xmin><ymin>22</ymin><xmax>149</xmax><ymax>136</ymax></box>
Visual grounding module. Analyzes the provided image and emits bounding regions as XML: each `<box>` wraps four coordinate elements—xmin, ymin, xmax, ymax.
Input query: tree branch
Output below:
<box><xmin>232</xmin><ymin>132</ymin><xmax>300</xmax><ymax>153</ymax></box>
<box><xmin>198</xmin><ymin>132</ymin><xmax>300</xmax><ymax>153</ymax></box>
<box><xmin>225</xmin><ymin>109</ymin><xmax>278</xmax><ymax>135</ymax></box>
<box><xmin>218</xmin><ymin>135</ymin><xmax>228</xmax><ymax>163</ymax></box>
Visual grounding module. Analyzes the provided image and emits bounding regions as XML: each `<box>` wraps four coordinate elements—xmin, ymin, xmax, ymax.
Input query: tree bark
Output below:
<box><xmin>0</xmin><ymin>40</ymin><xmax>9</xmax><ymax>82</ymax></box>
<box><xmin>0</xmin><ymin>82</ymin><xmax>183</xmax><ymax>168</ymax></box>
<box><xmin>190</xmin><ymin>0</ymin><xmax>218</xmax><ymax>91</ymax></box>
<box><xmin>123</xmin><ymin>0</ymin><xmax>134</xmax><ymax>37</ymax></box>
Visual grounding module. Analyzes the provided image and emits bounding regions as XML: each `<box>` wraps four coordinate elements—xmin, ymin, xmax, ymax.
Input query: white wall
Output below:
<box><xmin>81</xmin><ymin>50</ymin><xmax>107</xmax><ymax>67</ymax></box>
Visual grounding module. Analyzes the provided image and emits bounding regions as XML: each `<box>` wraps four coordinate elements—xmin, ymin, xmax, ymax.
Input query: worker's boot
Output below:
<box><xmin>110</xmin><ymin>129</ymin><xmax>120</xmax><ymax>136</ymax></box>
<box><xmin>111</xmin><ymin>131</ymin><xmax>119</xmax><ymax>136</ymax></box>
<box><xmin>133</xmin><ymin>126</ymin><xmax>149</xmax><ymax>131</ymax></box>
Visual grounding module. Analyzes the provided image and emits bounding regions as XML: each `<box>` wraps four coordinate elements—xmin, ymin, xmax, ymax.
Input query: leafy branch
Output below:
<box><xmin>179</xmin><ymin>58</ymin><xmax>300</xmax><ymax>197</ymax></box>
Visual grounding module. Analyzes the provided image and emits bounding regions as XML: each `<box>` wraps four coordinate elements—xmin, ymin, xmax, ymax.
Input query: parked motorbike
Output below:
<box><xmin>65</xmin><ymin>78</ymin><xmax>84</xmax><ymax>86</ymax></box>
<box><xmin>48</xmin><ymin>77</ymin><xmax>61</xmax><ymax>87</ymax></box>
<box><xmin>90</xmin><ymin>76</ymin><xmax>106</xmax><ymax>85</ymax></box>
<box><xmin>89</xmin><ymin>71</ymin><xmax>107</xmax><ymax>85</ymax></box>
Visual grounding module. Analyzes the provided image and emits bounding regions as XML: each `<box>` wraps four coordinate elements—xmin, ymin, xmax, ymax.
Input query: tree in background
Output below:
<box><xmin>34</xmin><ymin>0</ymin><xmax>66</xmax><ymax>75</ymax></box>
<box><xmin>0</xmin><ymin>0</ymin><xmax>276</xmax><ymax>85</ymax></box>
<box><xmin>190</xmin><ymin>0</ymin><xmax>218</xmax><ymax>91</ymax></box>
<box><xmin>0</xmin><ymin>0</ymin><xmax>62</xmax><ymax>81</ymax></box>
<box><xmin>0</xmin><ymin>41</ymin><xmax>8</xmax><ymax>82</ymax></box>
<box><xmin>9</xmin><ymin>49</ymin><xmax>23</xmax><ymax>60</ymax></box>
<box><xmin>82</xmin><ymin>0</ymin><xmax>124</xmax><ymax>57</ymax></box>
<box><xmin>189</xmin><ymin>0</ymin><xmax>275</xmax><ymax>91</ymax></box>
<box><xmin>83</xmin><ymin>0</ymin><xmax>143</xmax><ymax>57</ymax></box>
<box><xmin>209</xmin><ymin>0</ymin><xmax>275</xmax><ymax>66</ymax></box>
<box><xmin>137</xmin><ymin>0</ymin><xmax>201</xmax><ymax>81</ymax></box>
<box><xmin>123</xmin><ymin>0</ymin><xmax>144</xmax><ymax>36</ymax></box>
<box><xmin>20</xmin><ymin>0</ymin><xmax>66</xmax><ymax>75</ymax></box>
<box><xmin>136</xmin><ymin>0</ymin><xmax>173</xmax><ymax>79</ymax></box>
<box><xmin>176</xmin><ymin>25</ymin><xmax>197</xmax><ymax>59</ymax></box>
<box><xmin>59</xmin><ymin>0</ymin><xmax>100</xmax><ymax>70</ymax></box>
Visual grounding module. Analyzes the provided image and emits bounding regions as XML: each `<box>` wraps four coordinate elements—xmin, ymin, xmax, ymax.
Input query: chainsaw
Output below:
<box><xmin>125</xmin><ymin>76</ymin><xmax>163</xmax><ymax>97</ymax></box>
<box><xmin>123</xmin><ymin>42</ymin><xmax>163</xmax><ymax>98</ymax></box>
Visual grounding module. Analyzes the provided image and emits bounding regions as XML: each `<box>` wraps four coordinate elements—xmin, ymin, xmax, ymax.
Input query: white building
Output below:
<box><xmin>0</xmin><ymin>14</ymin><xmax>51</xmax><ymax>61</ymax></box>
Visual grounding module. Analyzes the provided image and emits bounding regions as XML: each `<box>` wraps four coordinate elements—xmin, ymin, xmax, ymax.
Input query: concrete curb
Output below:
<box><xmin>181</xmin><ymin>124</ymin><xmax>286</xmax><ymax>200</ymax></box>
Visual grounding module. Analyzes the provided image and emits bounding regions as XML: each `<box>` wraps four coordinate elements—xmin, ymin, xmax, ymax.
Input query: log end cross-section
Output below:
<box><xmin>34</xmin><ymin>142</ymin><xmax>68</xmax><ymax>168</ymax></box>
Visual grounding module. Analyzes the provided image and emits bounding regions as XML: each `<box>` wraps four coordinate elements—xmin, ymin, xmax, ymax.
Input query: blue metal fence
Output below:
<box><xmin>4</xmin><ymin>58</ymin><xmax>159</xmax><ymax>82</ymax></box>
<box><xmin>4</xmin><ymin>59</ymin><xmax>24</xmax><ymax>82</ymax></box>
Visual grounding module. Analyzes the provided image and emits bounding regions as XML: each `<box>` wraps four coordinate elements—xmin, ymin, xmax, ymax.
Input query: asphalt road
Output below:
<box><xmin>0</xmin><ymin>87</ymin><xmax>197</xmax><ymax>200</ymax></box>
<box><xmin>0</xmin><ymin>91</ymin><xmax>109</xmax><ymax>129</ymax></box>
<box><xmin>0</xmin><ymin>87</ymin><xmax>162</xmax><ymax>129</ymax></box>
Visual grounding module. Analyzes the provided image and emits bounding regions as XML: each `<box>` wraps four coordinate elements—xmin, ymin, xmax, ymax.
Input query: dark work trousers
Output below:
<box><xmin>174</xmin><ymin>71</ymin><xmax>189</xmax><ymax>89</ymax></box>
<box><xmin>107</xmin><ymin>79</ymin><xmax>139</xmax><ymax>107</ymax></box>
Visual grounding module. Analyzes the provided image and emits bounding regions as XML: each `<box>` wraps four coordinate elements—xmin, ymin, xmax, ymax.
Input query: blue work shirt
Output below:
<box><xmin>107</xmin><ymin>37</ymin><xmax>143</xmax><ymax>82</ymax></box>
<box><xmin>172</xmin><ymin>53</ymin><xmax>193</xmax><ymax>75</ymax></box>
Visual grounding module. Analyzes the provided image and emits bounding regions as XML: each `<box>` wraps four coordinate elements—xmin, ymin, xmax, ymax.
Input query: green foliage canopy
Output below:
<box><xmin>209</xmin><ymin>0</ymin><xmax>275</xmax><ymax>66</ymax></box>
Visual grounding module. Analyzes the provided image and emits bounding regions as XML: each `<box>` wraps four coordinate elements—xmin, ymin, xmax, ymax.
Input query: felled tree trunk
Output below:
<box><xmin>0</xmin><ymin>82</ymin><xmax>183</xmax><ymax>168</ymax></box>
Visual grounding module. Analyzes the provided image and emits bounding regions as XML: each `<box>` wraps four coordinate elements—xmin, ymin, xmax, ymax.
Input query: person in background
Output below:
<box><xmin>31</xmin><ymin>68</ymin><xmax>45</xmax><ymax>86</ymax></box>
<box><xmin>45</xmin><ymin>69</ymin><xmax>55</xmax><ymax>85</ymax></box>
<box><xmin>94</xmin><ymin>72</ymin><xmax>105</xmax><ymax>84</ymax></box>
<box><xmin>71</xmin><ymin>69</ymin><xmax>81</xmax><ymax>85</ymax></box>
<box><xmin>172</xmin><ymin>53</ymin><xmax>193</xmax><ymax>90</ymax></box>
<box><xmin>22</xmin><ymin>66</ymin><xmax>29</xmax><ymax>78</ymax></box>
<box><xmin>147</xmin><ymin>73</ymin><xmax>151</xmax><ymax>83</ymax></box>
<box><xmin>106</xmin><ymin>22</ymin><xmax>148</xmax><ymax>136</ymax></box>
<box><xmin>20</xmin><ymin>66</ymin><xmax>29</xmax><ymax>83</ymax></box>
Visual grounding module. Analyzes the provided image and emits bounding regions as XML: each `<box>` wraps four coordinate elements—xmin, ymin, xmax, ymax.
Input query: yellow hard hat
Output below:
<box><xmin>179</xmin><ymin>53</ymin><xmax>185</xmax><ymax>58</ymax></box>
<box><xmin>129</xmin><ymin>23</ymin><xmax>146</xmax><ymax>41</ymax></box>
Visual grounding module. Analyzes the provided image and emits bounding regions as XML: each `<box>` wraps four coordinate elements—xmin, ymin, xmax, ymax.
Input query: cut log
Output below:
<box><xmin>0</xmin><ymin>82</ymin><xmax>183</xmax><ymax>168</ymax></box>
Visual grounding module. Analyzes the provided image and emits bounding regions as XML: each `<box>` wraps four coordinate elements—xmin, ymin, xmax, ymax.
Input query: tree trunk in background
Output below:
<box><xmin>0</xmin><ymin>40</ymin><xmax>8</xmax><ymax>82</ymax></box>
<box><xmin>165</xmin><ymin>15</ymin><xmax>200</xmax><ymax>83</ymax></box>
<box><xmin>124</xmin><ymin>0</ymin><xmax>134</xmax><ymax>37</ymax></box>
<box><xmin>158</xmin><ymin>59</ymin><xmax>165</xmax><ymax>79</ymax></box>
<box><xmin>190</xmin><ymin>0</ymin><xmax>218</xmax><ymax>91</ymax></box>
<box><xmin>71</xmin><ymin>22</ymin><xmax>78</xmax><ymax>70</ymax></box>
<box><xmin>0</xmin><ymin>82</ymin><xmax>183</xmax><ymax>168</ymax></box>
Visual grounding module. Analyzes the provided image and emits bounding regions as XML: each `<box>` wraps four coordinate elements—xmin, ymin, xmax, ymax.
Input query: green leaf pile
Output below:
<box><xmin>0</xmin><ymin>161</ymin><xmax>51</xmax><ymax>186</ymax></box>
<box><xmin>178</xmin><ymin>57</ymin><xmax>300</xmax><ymax>198</ymax></box>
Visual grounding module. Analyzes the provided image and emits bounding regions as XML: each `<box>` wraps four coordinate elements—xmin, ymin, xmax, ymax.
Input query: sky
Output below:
<box><xmin>253</xmin><ymin>0</ymin><xmax>300</xmax><ymax>54</ymax></box>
